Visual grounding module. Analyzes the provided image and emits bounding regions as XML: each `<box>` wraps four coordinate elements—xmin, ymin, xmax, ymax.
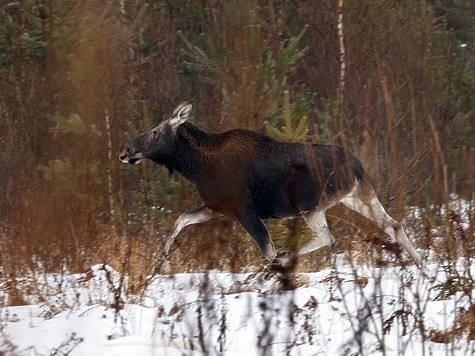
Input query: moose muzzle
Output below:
<box><xmin>119</xmin><ymin>147</ymin><xmax>144</xmax><ymax>165</ymax></box>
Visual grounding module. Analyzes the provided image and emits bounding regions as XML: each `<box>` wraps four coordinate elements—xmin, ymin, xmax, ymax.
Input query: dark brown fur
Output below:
<box><xmin>172</xmin><ymin>123</ymin><xmax>365</xmax><ymax>221</ymax></box>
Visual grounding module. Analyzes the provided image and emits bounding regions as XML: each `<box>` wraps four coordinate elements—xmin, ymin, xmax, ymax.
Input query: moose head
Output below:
<box><xmin>119</xmin><ymin>103</ymin><xmax>192</xmax><ymax>166</ymax></box>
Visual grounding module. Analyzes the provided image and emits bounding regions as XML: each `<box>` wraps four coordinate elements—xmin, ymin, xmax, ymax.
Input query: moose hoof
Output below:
<box><xmin>271</xmin><ymin>252</ymin><xmax>296</xmax><ymax>270</ymax></box>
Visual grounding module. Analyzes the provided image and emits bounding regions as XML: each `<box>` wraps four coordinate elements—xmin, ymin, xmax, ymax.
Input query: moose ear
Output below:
<box><xmin>170</xmin><ymin>103</ymin><xmax>192</xmax><ymax>129</ymax></box>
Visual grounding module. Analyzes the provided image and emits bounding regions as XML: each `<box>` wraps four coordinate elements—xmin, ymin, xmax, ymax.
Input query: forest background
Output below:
<box><xmin>0</xmin><ymin>0</ymin><xmax>473</xmax><ymax>286</ymax></box>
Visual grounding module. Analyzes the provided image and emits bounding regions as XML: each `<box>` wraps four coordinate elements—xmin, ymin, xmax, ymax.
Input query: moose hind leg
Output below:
<box><xmin>160</xmin><ymin>206</ymin><xmax>216</xmax><ymax>255</ymax></box>
<box><xmin>340</xmin><ymin>189</ymin><xmax>422</xmax><ymax>267</ymax></box>
<box><xmin>299</xmin><ymin>210</ymin><xmax>336</xmax><ymax>256</ymax></box>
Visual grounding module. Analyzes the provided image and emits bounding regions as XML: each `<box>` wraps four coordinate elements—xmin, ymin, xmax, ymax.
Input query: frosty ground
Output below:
<box><xmin>1</xmin><ymin>196</ymin><xmax>474</xmax><ymax>355</ymax></box>
<box><xmin>1</xmin><ymin>258</ymin><xmax>474</xmax><ymax>356</ymax></box>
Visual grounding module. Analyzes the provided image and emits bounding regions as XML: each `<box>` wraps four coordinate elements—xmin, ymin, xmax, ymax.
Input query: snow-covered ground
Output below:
<box><xmin>1</xmin><ymin>196</ymin><xmax>473</xmax><ymax>355</ymax></box>
<box><xmin>1</xmin><ymin>259</ymin><xmax>474</xmax><ymax>355</ymax></box>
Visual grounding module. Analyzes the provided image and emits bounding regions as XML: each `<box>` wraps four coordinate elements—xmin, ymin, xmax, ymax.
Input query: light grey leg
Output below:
<box><xmin>340</xmin><ymin>190</ymin><xmax>422</xmax><ymax>267</ymax></box>
<box><xmin>299</xmin><ymin>210</ymin><xmax>336</xmax><ymax>256</ymax></box>
<box><xmin>160</xmin><ymin>206</ymin><xmax>217</xmax><ymax>255</ymax></box>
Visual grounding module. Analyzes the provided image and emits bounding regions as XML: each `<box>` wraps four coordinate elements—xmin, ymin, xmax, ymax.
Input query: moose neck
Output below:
<box><xmin>173</xmin><ymin>122</ymin><xmax>210</xmax><ymax>182</ymax></box>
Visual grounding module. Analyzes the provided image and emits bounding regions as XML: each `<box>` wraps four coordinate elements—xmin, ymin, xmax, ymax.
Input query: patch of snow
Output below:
<box><xmin>1</xmin><ymin>260</ymin><xmax>474</xmax><ymax>355</ymax></box>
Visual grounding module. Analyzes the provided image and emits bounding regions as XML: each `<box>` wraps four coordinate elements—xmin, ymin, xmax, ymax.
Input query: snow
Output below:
<box><xmin>1</xmin><ymin>195</ymin><xmax>473</xmax><ymax>355</ymax></box>
<box><xmin>1</xmin><ymin>260</ymin><xmax>474</xmax><ymax>355</ymax></box>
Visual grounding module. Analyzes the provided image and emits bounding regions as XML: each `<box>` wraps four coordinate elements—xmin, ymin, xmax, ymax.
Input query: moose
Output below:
<box><xmin>119</xmin><ymin>103</ymin><xmax>422</xmax><ymax>268</ymax></box>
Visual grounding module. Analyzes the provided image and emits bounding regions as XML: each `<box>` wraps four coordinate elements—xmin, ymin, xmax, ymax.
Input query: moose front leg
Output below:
<box><xmin>160</xmin><ymin>206</ymin><xmax>217</xmax><ymax>255</ymax></box>
<box><xmin>239</xmin><ymin>210</ymin><xmax>277</xmax><ymax>263</ymax></box>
